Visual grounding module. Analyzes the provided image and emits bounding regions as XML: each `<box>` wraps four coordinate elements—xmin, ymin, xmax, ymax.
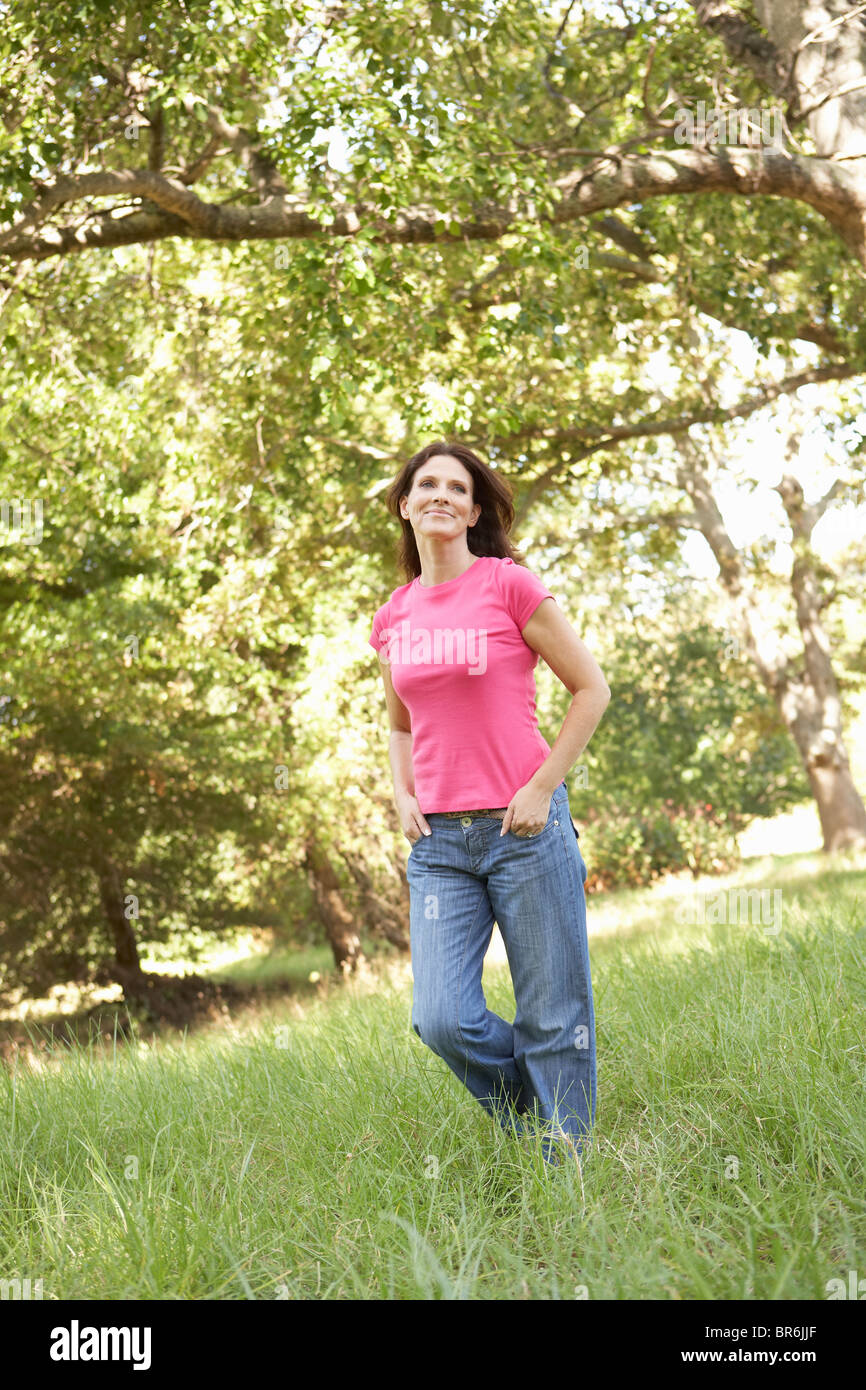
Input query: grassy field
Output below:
<box><xmin>1</xmin><ymin>847</ymin><xmax>865</xmax><ymax>1300</ymax></box>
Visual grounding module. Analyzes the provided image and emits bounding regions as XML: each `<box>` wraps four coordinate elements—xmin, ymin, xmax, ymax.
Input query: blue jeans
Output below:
<box><xmin>406</xmin><ymin>780</ymin><xmax>596</xmax><ymax>1164</ymax></box>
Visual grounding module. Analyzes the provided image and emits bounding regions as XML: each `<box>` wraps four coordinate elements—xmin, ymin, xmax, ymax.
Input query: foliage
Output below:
<box><xmin>1</xmin><ymin>2</ymin><xmax>865</xmax><ymax>996</ymax></box>
<box><xmin>557</xmin><ymin>611</ymin><xmax>811</xmax><ymax>888</ymax></box>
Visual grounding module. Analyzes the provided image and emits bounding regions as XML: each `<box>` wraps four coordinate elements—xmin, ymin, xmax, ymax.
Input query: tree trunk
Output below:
<box><xmin>336</xmin><ymin>848</ymin><xmax>410</xmax><ymax>951</ymax></box>
<box><xmin>754</xmin><ymin>0</ymin><xmax>866</xmax><ymax>160</ymax></box>
<box><xmin>776</xmin><ymin>515</ymin><xmax>866</xmax><ymax>849</ymax></box>
<box><xmin>767</xmin><ymin>667</ymin><xmax>866</xmax><ymax>851</ymax></box>
<box><xmin>95</xmin><ymin>856</ymin><xmax>147</xmax><ymax>996</ymax></box>
<box><xmin>674</xmin><ymin>436</ymin><xmax>866</xmax><ymax>851</ymax></box>
<box><xmin>303</xmin><ymin>837</ymin><xmax>365</xmax><ymax>973</ymax></box>
<box><xmin>791</xmin><ymin>720</ymin><xmax>866</xmax><ymax>850</ymax></box>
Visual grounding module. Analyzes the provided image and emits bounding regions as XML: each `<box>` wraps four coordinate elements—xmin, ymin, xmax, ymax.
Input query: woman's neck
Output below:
<box><xmin>416</xmin><ymin>547</ymin><xmax>478</xmax><ymax>588</ymax></box>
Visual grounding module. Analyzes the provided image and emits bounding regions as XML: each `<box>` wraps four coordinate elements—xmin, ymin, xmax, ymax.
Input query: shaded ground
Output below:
<box><xmin>0</xmin><ymin>969</ymin><xmax>306</xmax><ymax>1064</ymax></box>
<box><xmin>4</xmin><ymin>845</ymin><xmax>862</xmax><ymax>1065</ymax></box>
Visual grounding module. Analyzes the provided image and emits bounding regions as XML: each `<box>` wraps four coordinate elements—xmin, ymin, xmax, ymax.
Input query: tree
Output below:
<box><xmin>3</xmin><ymin>2</ymin><xmax>866</xmax><ymax>1007</ymax></box>
<box><xmin>3</xmin><ymin>1</ymin><xmax>866</xmax><ymax>270</ymax></box>
<box><xmin>670</xmin><ymin>423</ymin><xmax>866</xmax><ymax>849</ymax></box>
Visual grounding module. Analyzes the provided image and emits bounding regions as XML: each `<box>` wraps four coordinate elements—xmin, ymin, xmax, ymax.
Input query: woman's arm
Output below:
<box><xmin>377</xmin><ymin>654</ymin><xmax>430</xmax><ymax>841</ymax></box>
<box><xmin>519</xmin><ymin>596</ymin><xmax>611</xmax><ymax>798</ymax></box>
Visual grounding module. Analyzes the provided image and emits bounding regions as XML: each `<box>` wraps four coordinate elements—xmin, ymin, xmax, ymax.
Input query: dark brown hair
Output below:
<box><xmin>385</xmin><ymin>440</ymin><xmax>526</xmax><ymax>583</ymax></box>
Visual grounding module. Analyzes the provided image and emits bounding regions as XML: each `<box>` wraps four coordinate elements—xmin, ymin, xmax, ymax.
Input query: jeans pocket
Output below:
<box><xmin>509</xmin><ymin>795</ymin><xmax>557</xmax><ymax>839</ymax></box>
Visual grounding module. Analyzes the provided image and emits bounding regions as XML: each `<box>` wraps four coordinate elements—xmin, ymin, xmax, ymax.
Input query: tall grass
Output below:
<box><xmin>1</xmin><ymin>850</ymin><xmax>864</xmax><ymax>1299</ymax></box>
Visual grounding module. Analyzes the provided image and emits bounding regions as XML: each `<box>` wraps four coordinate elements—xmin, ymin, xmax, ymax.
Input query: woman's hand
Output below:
<box><xmin>396</xmin><ymin>792</ymin><xmax>431</xmax><ymax>844</ymax></box>
<box><xmin>500</xmin><ymin>782</ymin><xmax>553</xmax><ymax>837</ymax></box>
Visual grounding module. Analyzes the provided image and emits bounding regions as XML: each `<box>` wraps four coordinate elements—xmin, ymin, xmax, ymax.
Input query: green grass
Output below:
<box><xmin>1</xmin><ymin>849</ymin><xmax>865</xmax><ymax>1300</ymax></box>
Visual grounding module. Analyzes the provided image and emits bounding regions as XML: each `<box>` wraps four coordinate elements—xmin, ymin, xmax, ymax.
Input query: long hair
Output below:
<box><xmin>385</xmin><ymin>440</ymin><xmax>526</xmax><ymax>583</ymax></box>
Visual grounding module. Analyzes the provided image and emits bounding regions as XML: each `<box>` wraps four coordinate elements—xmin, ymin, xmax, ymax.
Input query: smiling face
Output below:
<box><xmin>400</xmin><ymin>454</ymin><xmax>481</xmax><ymax>539</ymax></box>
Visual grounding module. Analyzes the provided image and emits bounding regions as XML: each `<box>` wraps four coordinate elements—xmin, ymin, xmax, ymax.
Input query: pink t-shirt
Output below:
<box><xmin>368</xmin><ymin>554</ymin><xmax>556</xmax><ymax>811</ymax></box>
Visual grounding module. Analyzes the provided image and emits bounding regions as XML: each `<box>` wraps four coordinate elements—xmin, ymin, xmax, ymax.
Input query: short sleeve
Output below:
<box><xmin>368</xmin><ymin>602</ymin><xmax>391</xmax><ymax>657</ymax></box>
<box><xmin>496</xmin><ymin>557</ymin><xmax>556</xmax><ymax>631</ymax></box>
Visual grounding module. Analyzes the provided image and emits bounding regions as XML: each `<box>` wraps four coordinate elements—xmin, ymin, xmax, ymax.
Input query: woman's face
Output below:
<box><xmin>400</xmin><ymin>454</ymin><xmax>481</xmax><ymax>540</ymax></box>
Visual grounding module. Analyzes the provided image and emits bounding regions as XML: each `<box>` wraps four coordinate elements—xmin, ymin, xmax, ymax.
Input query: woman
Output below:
<box><xmin>368</xmin><ymin>440</ymin><xmax>611</xmax><ymax>1167</ymax></box>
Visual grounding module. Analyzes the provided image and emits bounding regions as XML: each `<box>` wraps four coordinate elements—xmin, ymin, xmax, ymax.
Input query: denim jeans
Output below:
<box><xmin>406</xmin><ymin>780</ymin><xmax>596</xmax><ymax>1164</ymax></box>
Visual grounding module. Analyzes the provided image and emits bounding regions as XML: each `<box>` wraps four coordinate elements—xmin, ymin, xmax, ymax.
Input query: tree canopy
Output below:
<box><xmin>2</xmin><ymin>0</ymin><xmax>866</xmax><ymax>1003</ymax></box>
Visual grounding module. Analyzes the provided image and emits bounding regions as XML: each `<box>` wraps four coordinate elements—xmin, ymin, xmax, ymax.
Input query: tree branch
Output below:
<box><xmin>4</xmin><ymin>145</ymin><xmax>866</xmax><ymax>268</ymax></box>
<box><xmin>179</xmin><ymin>133</ymin><xmax>225</xmax><ymax>185</ymax></box>
<box><xmin>775</xmin><ymin>471</ymin><xmax>864</xmax><ymax>538</ymax></box>
<box><xmin>672</xmin><ymin>431</ymin><xmax>793</xmax><ymax>694</ymax></box>
<box><xmin>147</xmin><ymin>103</ymin><xmax>165</xmax><ymax>172</ymax></box>
<box><xmin>690</xmin><ymin>0</ymin><xmax>795</xmax><ymax>103</ymax></box>
<box><xmin>200</xmin><ymin>102</ymin><xmax>289</xmax><ymax>198</ymax></box>
<box><xmin>511</xmin><ymin>362</ymin><xmax>860</xmax><ymax>523</ymax></box>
